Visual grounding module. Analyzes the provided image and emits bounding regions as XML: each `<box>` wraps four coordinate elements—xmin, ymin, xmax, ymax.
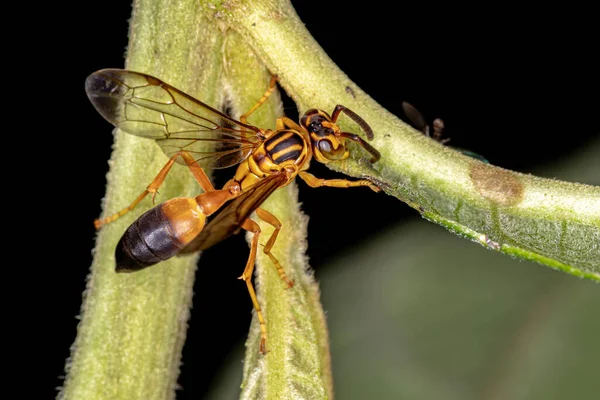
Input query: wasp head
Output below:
<box><xmin>300</xmin><ymin>108</ymin><xmax>349</xmax><ymax>163</ymax></box>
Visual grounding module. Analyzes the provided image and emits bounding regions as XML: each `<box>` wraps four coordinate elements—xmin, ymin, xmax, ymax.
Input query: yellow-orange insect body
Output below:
<box><xmin>232</xmin><ymin>128</ymin><xmax>311</xmax><ymax>191</ymax></box>
<box><xmin>86</xmin><ymin>69</ymin><xmax>382</xmax><ymax>353</ymax></box>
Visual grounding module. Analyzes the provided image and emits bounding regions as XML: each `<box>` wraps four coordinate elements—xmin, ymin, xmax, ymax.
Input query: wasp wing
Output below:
<box><xmin>180</xmin><ymin>173</ymin><xmax>289</xmax><ymax>254</ymax></box>
<box><xmin>85</xmin><ymin>69</ymin><xmax>263</xmax><ymax>169</ymax></box>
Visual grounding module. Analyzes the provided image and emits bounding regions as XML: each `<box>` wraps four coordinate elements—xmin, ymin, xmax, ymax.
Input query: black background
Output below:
<box><xmin>45</xmin><ymin>1</ymin><xmax>598</xmax><ymax>398</ymax></box>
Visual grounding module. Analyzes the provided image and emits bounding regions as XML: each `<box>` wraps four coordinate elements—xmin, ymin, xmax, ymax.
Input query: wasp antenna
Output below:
<box><xmin>331</xmin><ymin>105</ymin><xmax>374</xmax><ymax>140</ymax></box>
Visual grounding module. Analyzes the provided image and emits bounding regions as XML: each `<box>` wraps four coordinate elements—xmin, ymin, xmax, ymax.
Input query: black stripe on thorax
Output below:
<box><xmin>265</xmin><ymin>131</ymin><xmax>305</xmax><ymax>164</ymax></box>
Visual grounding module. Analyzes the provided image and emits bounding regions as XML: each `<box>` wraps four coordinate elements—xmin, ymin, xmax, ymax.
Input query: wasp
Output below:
<box><xmin>86</xmin><ymin>69</ymin><xmax>381</xmax><ymax>353</ymax></box>
<box><xmin>401</xmin><ymin>101</ymin><xmax>489</xmax><ymax>163</ymax></box>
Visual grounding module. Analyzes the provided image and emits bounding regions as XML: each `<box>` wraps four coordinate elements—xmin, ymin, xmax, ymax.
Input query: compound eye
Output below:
<box><xmin>318</xmin><ymin>139</ymin><xmax>332</xmax><ymax>153</ymax></box>
<box><xmin>317</xmin><ymin>138</ymin><xmax>346</xmax><ymax>161</ymax></box>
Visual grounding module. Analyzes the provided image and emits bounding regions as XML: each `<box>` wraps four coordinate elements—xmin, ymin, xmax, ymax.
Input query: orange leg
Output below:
<box><xmin>255</xmin><ymin>208</ymin><xmax>294</xmax><ymax>288</ymax></box>
<box><xmin>240</xmin><ymin>75</ymin><xmax>278</xmax><ymax>125</ymax></box>
<box><xmin>299</xmin><ymin>171</ymin><xmax>381</xmax><ymax>193</ymax></box>
<box><xmin>180</xmin><ymin>151</ymin><xmax>216</xmax><ymax>192</ymax></box>
<box><xmin>238</xmin><ymin>218</ymin><xmax>268</xmax><ymax>354</ymax></box>
<box><xmin>237</xmin><ymin>210</ymin><xmax>294</xmax><ymax>354</ymax></box>
<box><xmin>94</xmin><ymin>151</ymin><xmax>215</xmax><ymax>229</ymax></box>
<box><xmin>275</xmin><ymin>116</ymin><xmax>303</xmax><ymax>131</ymax></box>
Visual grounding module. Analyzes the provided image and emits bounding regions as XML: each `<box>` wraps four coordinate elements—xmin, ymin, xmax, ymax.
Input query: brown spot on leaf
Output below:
<box><xmin>470</xmin><ymin>164</ymin><xmax>524</xmax><ymax>206</ymax></box>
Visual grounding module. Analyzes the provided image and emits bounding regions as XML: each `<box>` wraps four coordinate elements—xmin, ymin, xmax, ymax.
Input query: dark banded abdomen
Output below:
<box><xmin>115</xmin><ymin>197</ymin><xmax>206</xmax><ymax>272</ymax></box>
<box><xmin>264</xmin><ymin>130</ymin><xmax>306</xmax><ymax>164</ymax></box>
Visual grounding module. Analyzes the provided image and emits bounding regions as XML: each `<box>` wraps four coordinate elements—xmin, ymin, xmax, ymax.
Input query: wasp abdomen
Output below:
<box><xmin>115</xmin><ymin>197</ymin><xmax>206</xmax><ymax>272</ymax></box>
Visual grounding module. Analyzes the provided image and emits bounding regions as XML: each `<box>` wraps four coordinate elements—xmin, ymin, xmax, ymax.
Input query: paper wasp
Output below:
<box><xmin>401</xmin><ymin>101</ymin><xmax>489</xmax><ymax>163</ymax></box>
<box><xmin>86</xmin><ymin>69</ymin><xmax>381</xmax><ymax>353</ymax></box>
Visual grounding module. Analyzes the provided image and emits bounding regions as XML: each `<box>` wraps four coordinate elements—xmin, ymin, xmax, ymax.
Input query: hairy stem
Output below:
<box><xmin>223</xmin><ymin>30</ymin><xmax>334</xmax><ymax>399</ymax></box>
<box><xmin>62</xmin><ymin>0</ymin><xmax>598</xmax><ymax>399</ymax></box>
<box><xmin>58</xmin><ymin>1</ymin><xmax>223</xmax><ymax>399</ymax></box>
<box><xmin>215</xmin><ymin>0</ymin><xmax>599</xmax><ymax>280</ymax></box>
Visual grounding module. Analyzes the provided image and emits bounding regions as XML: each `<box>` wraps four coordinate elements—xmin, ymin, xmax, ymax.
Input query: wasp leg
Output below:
<box><xmin>275</xmin><ymin>116</ymin><xmax>303</xmax><ymax>131</ymax></box>
<box><xmin>238</xmin><ymin>218</ymin><xmax>268</xmax><ymax>354</ymax></box>
<box><xmin>298</xmin><ymin>171</ymin><xmax>381</xmax><ymax>193</ymax></box>
<box><xmin>179</xmin><ymin>151</ymin><xmax>216</xmax><ymax>192</ymax></box>
<box><xmin>337</xmin><ymin>132</ymin><xmax>381</xmax><ymax>163</ymax></box>
<box><xmin>240</xmin><ymin>75</ymin><xmax>278</xmax><ymax>125</ymax></box>
<box><xmin>238</xmin><ymin>75</ymin><xmax>302</xmax><ymax>132</ymax></box>
<box><xmin>237</xmin><ymin>211</ymin><xmax>294</xmax><ymax>354</ymax></box>
<box><xmin>255</xmin><ymin>208</ymin><xmax>294</xmax><ymax>288</ymax></box>
<box><xmin>94</xmin><ymin>151</ymin><xmax>216</xmax><ymax>229</ymax></box>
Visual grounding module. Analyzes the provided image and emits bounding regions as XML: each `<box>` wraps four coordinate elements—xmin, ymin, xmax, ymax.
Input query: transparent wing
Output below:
<box><xmin>401</xmin><ymin>101</ymin><xmax>428</xmax><ymax>133</ymax></box>
<box><xmin>85</xmin><ymin>69</ymin><xmax>263</xmax><ymax>168</ymax></box>
<box><xmin>180</xmin><ymin>173</ymin><xmax>288</xmax><ymax>254</ymax></box>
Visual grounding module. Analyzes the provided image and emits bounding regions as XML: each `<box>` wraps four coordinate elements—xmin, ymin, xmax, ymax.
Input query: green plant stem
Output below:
<box><xmin>223</xmin><ymin>30</ymin><xmax>333</xmax><ymax>399</ymax></box>
<box><xmin>215</xmin><ymin>0</ymin><xmax>599</xmax><ymax>280</ymax></box>
<box><xmin>62</xmin><ymin>0</ymin><xmax>599</xmax><ymax>398</ymax></box>
<box><xmin>58</xmin><ymin>1</ymin><xmax>223</xmax><ymax>399</ymax></box>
